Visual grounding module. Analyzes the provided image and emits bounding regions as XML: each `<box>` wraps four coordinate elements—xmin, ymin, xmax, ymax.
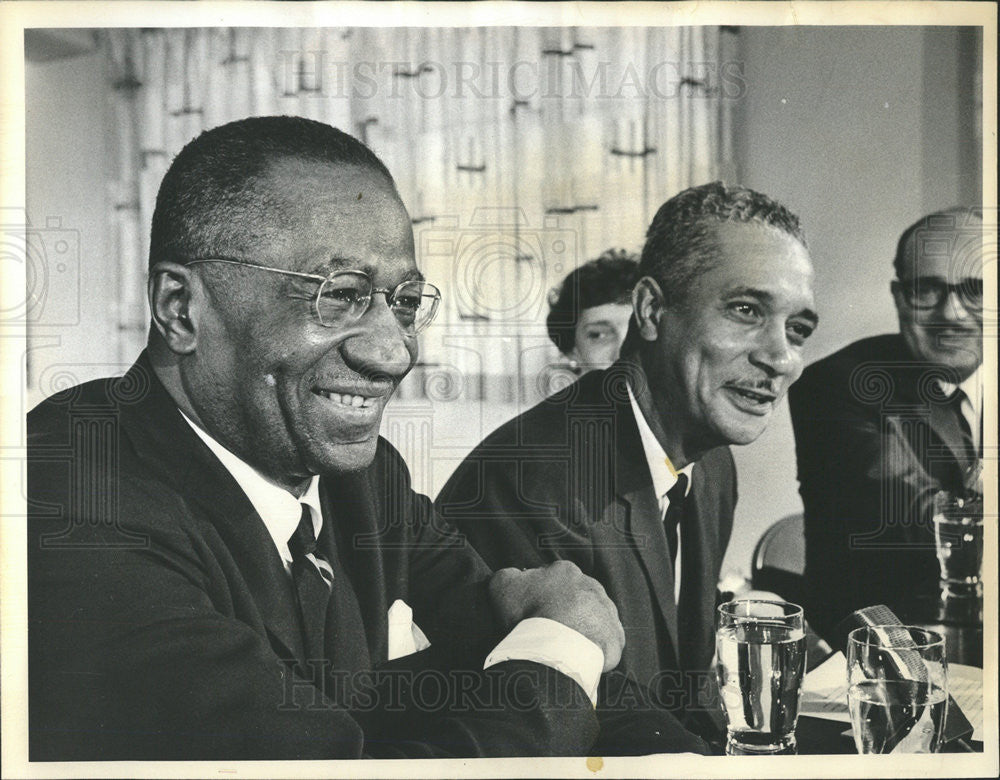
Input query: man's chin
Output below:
<box><xmin>715</xmin><ymin>415</ymin><xmax>771</xmax><ymax>447</ymax></box>
<box><xmin>921</xmin><ymin>344</ymin><xmax>981</xmax><ymax>377</ymax></box>
<box><xmin>311</xmin><ymin>437</ymin><xmax>381</xmax><ymax>474</ymax></box>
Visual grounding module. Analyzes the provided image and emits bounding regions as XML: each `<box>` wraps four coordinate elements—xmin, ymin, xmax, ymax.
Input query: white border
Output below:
<box><xmin>2</xmin><ymin>2</ymin><xmax>996</xmax><ymax>778</ymax></box>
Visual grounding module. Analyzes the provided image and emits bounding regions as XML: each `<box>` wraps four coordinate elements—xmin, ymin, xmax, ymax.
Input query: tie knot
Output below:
<box><xmin>288</xmin><ymin>504</ymin><xmax>317</xmax><ymax>559</ymax></box>
<box><xmin>666</xmin><ymin>473</ymin><xmax>688</xmax><ymax>505</ymax></box>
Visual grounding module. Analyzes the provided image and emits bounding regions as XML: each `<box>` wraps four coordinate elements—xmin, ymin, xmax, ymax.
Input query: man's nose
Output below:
<box><xmin>339</xmin><ymin>298</ymin><xmax>415</xmax><ymax>380</ymax></box>
<box><xmin>749</xmin><ymin>323</ymin><xmax>800</xmax><ymax>378</ymax></box>
<box><xmin>939</xmin><ymin>285</ymin><xmax>976</xmax><ymax>322</ymax></box>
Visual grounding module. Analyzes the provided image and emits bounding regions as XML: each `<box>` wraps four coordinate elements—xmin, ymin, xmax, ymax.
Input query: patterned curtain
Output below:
<box><xmin>102</xmin><ymin>27</ymin><xmax>737</xmax><ymax>404</ymax></box>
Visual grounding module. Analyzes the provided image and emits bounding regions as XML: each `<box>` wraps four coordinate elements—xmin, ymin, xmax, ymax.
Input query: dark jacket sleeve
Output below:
<box><xmin>789</xmin><ymin>357</ymin><xmax>942</xmax><ymax>640</ymax></box>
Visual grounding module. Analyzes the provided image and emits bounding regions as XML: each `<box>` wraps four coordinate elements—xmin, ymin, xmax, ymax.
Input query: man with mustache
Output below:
<box><xmin>27</xmin><ymin>116</ymin><xmax>724</xmax><ymax>760</ymax></box>
<box><xmin>437</xmin><ymin>182</ymin><xmax>818</xmax><ymax>739</ymax></box>
<box><xmin>790</xmin><ymin>207</ymin><xmax>984</xmax><ymax>640</ymax></box>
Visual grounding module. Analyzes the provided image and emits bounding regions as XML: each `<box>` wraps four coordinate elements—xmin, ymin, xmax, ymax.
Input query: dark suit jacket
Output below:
<box><xmin>789</xmin><ymin>334</ymin><xmax>977</xmax><ymax>640</ymax></box>
<box><xmin>436</xmin><ymin>365</ymin><xmax>737</xmax><ymax>720</ymax></box>
<box><xmin>27</xmin><ymin>353</ymin><xmax>604</xmax><ymax>760</ymax></box>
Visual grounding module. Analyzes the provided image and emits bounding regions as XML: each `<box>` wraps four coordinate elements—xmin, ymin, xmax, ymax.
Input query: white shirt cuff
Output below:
<box><xmin>483</xmin><ymin>617</ymin><xmax>604</xmax><ymax>706</ymax></box>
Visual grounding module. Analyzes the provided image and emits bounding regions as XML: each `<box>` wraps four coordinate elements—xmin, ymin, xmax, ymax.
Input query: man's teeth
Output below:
<box><xmin>734</xmin><ymin>388</ymin><xmax>772</xmax><ymax>402</ymax></box>
<box><xmin>318</xmin><ymin>391</ymin><xmax>373</xmax><ymax>407</ymax></box>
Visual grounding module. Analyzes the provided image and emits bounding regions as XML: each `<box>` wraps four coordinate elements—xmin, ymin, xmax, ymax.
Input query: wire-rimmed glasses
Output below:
<box><xmin>186</xmin><ymin>257</ymin><xmax>442</xmax><ymax>334</ymax></box>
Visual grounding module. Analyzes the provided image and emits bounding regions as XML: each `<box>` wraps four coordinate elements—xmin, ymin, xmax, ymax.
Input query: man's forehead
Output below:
<box><xmin>904</xmin><ymin>223</ymin><xmax>984</xmax><ymax>278</ymax></box>
<box><xmin>249</xmin><ymin>156</ymin><xmax>417</xmax><ymax>278</ymax></box>
<box><xmin>259</xmin><ymin>156</ymin><xmax>400</xmax><ymax>210</ymax></box>
<box><xmin>708</xmin><ymin>221</ymin><xmax>813</xmax><ymax>275</ymax></box>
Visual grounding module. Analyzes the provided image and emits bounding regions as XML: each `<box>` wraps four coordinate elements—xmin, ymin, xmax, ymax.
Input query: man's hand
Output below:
<box><xmin>488</xmin><ymin>560</ymin><xmax>625</xmax><ymax>672</ymax></box>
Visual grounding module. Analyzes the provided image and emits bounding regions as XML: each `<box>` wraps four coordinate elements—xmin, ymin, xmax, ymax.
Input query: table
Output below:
<box><xmin>794</xmin><ymin>597</ymin><xmax>983</xmax><ymax>754</ymax></box>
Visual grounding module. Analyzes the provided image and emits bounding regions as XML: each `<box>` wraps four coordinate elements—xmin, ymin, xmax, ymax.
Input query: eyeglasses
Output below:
<box><xmin>186</xmin><ymin>257</ymin><xmax>441</xmax><ymax>334</ymax></box>
<box><xmin>896</xmin><ymin>276</ymin><xmax>983</xmax><ymax>312</ymax></box>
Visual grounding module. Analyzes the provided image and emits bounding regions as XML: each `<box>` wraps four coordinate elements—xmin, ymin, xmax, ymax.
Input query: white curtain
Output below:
<box><xmin>102</xmin><ymin>26</ymin><xmax>737</xmax><ymax>403</ymax></box>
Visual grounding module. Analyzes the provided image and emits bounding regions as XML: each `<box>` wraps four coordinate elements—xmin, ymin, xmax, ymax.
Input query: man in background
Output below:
<box><xmin>27</xmin><ymin>116</ymin><xmax>720</xmax><ymax>760</ymax></box>
<box><xmin>790</xmin><ymin>207</ymin><xmax>984</xmax><ymax>640</ymax></box>
<box><xmin>437</xmin><ymin>182</ymin><xmax>818</xmax><ymax>739</ymax></box>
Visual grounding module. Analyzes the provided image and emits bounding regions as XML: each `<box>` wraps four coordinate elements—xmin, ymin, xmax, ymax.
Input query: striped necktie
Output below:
<box><xmin>288</xmin><ymin>504</ymin><xmax>334</xmax><ymax>663</ymax></box>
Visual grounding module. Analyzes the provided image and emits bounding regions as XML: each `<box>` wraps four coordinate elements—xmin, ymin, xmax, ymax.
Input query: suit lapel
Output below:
<box><xmin>118</xmin><ymin>353</ymin><xmax>306</xmax><ymax>666</ymax></box>
<box><xmin>608</xmin><ymin>382</ymin><xmax>681</xmax><ymax>659</ymax></box>
<box><xmin>193</xmin><ymin>473</ymin><xmax>307</xmax><ymax>666</ymax></box>
<box><xmin>620</xmin><ymin>484</ymin><xmax>680</xmax><ymax>649</ymax></box>
<box><xmin>890</xmin><ymin>358</ymin><xmax>970</xmax><ymax>485</ymax></box>
<box><xmin>927</xmin><ymin>395</ymin><xmax>975</xmax><ymax>477</ymax></box>
<box><xmin>318</xmin><ymin>475</ymin><xmax>381</xmax><ymax>672</ymax></box>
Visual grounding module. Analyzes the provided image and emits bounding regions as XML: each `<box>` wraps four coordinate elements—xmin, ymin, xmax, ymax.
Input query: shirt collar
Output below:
<box><xmin>626</xmin><ymin>382</ymin><xmax>694</xmax><ymax>502</ymax></box>
<box><xmin>178</xmin><ymin>410</ymin><xmax>321</xmax><ymax>566</ymax></box>
<box><xmin>937</xmin><ymin>366</ymin><xmax>982</xmax><ymax>406</ymax></box>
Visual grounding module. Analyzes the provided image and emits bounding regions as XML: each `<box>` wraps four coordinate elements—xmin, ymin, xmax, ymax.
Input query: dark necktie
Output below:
<box><xmin>948</xmin><ymin>389</ymin><xmax>976</xmax><ymax>459</ymax></box>
<box><xmin>288</xmin><ymin>504</ymin><xmax>334</xmax><ymax>664</ymax></box>
<box><xmin>663</xmin><ymin>473</ymin><xmax>688</xmax><ymax>571</ymax></box>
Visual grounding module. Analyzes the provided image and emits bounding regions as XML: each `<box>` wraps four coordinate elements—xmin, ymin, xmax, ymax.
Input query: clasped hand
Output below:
<box><xmin>489</xmin><ymin>560</ymin><xmax>625</xmax><ymax>672</ymax></box>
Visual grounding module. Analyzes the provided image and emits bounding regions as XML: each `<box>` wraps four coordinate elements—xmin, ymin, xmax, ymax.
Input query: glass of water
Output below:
<box><xmin>846</xmin><ymin>626</ymin><xmax>947</xmax><ymax>753</ymax></box>
<box><xmin>933</xmin><ymin>490</ymin><xmax>984</xmax><ymax>600</ymax></box>
<box><xmin>715</xmin><ymin>599</ymin><xmax>806</xmax><ymax>755</ymax></box>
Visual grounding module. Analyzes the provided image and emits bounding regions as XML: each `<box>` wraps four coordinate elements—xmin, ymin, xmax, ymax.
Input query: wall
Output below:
<box><xmin>24</xmin><ymin>46</ymin><xmax>116</xmax><ymax>410</ymax></box>
<box><xmin>22</xmin><ymin>27</ymin><xmax>981</xmax><ymax>579</ymax></box>
<box><xmin>724</xmin><ymin>26</ymin><xmax>981</xmax><ymax>577</ymax></box>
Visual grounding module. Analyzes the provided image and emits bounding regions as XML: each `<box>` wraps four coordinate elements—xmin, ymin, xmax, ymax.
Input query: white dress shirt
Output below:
<box><xmin>627</xmin><ymin>384</ymin><xmax>694</xmax><ymax>603</ymax></box>
<box><xmin>182</xmin><ymin>411</ymin><xmax>323</xmax><ymax>574</ymax></box>
<box><xmin>179</xmin><ymin>411</ymin><xmax>603</xmax><ymax>703</ymax></box>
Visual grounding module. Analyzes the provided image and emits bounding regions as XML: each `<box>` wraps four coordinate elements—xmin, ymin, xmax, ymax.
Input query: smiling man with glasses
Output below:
<box><xmin>24</xmin><ymin>116</ymin><xmax>712</xmax><ymax>760</ymax></box>
<box><xmin>790</xmin><ymin>207</ymin><xmax>986</xmax><ymax>642</ymax></box>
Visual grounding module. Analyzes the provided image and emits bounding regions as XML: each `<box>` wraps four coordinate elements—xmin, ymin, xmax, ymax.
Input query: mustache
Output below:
<box><xmin>935</xmin><ymin>327</ymin><xmax>980</xmax><ymax>335</ymax></box>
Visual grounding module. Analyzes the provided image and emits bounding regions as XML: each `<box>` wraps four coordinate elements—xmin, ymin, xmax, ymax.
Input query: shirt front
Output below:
<box><xmin>626</xmin><ymin>383</ymin><xmax>694</xmax><ymax>603</ymax></box>
<box><xmin>181</xmin><ymin>409</ymin><xmax>323</xmax><ymax>574</ymax></box>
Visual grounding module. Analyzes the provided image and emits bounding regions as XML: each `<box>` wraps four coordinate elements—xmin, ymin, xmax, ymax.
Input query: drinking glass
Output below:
<box><xmin>715</xmin><ymin>599</ymin><xmax>806</xmax><ymax>755</ymax></box>
<box><xmin>933</xmin><ymin>490</ymin><xmax>983</xmax><ymax>600</ymax></box>
<box><xmin>846</xmin><ymin>626</ymin><xmax>947</xmax><ymax>753</ymax></box>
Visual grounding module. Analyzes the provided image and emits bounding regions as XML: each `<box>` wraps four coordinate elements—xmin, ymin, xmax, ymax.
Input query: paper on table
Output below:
<box><xmin>797</xmin><ymin>652</ymin><xmax>984</xmax><ymax>743</ymax></box>
<box><xmin>799</xmin><ymin>651</ymin><xmax>851</xmax><ymax>723</ymax></box>
<box><xmin>949</xmin><ymin>663</ymin><xmax>984</xmax><ymax>743</ymax></box>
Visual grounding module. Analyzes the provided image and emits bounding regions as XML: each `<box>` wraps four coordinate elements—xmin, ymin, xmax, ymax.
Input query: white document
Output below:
<box><xmin>798</xmin><ymin>651</ymin><xmax>984</xmax><ymax>743</ymax></box>
<box><xmin>799</xmin><ymin>651</ymin><xmax>852</xmax><ymax>723</ymax></box>
<box><xmin>949</xmin><ymin>663</ymin><xmax>984</xmax><ymax>743</ymax></box>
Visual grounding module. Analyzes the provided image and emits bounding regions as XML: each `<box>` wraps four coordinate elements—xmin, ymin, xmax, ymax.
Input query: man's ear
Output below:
<box><xmin>890</xmin><ymin>279</ymin><xmax>906</xmax><ymax>310</ymax></box>
<box><xmin>632</xmin><ymin>276</ymin><xmax>665</xmax><ymax>341</ymax></box>
<box><xmin>149</xmin><ymin>262</ymin><xmax>199</xmax><ymax>355</ymax></box>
